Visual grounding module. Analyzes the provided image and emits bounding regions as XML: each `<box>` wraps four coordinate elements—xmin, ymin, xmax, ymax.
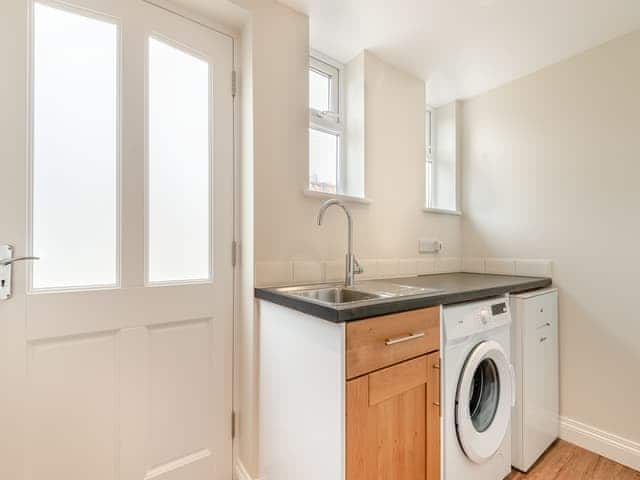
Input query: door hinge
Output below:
<box><xmin>231</xmin><ymin>240</ymin><xmax>239</xmax><ymax>267</ymax></box>
<box><xmin>231</xmin><ymin>410</ymin><xmax>236</xmax><ymax>439</ymax></box>
<box><xmin>231</xmin><ymin>70</ymin><xmax>237</xmax><ymax>98</ymax></box>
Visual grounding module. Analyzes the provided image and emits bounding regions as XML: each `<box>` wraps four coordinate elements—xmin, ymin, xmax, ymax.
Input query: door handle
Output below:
<box><xmin>0</xmin><ymin>256</ymin><xmax>40</xmax><ymax>266</ymax></box>
<box><xmin>0</xmin><ymin>245</ymin><xmax>40</xmax><ymax>300</ymax></box>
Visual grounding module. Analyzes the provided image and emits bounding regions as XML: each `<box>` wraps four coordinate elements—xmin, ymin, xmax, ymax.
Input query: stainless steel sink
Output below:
<box><xmin>272</xmin><ymin>281</ymin><xmax>443</xmax><ymax>307</ymax></box>
<box><xmin>286</xmin><ymin>286</ymin><xmax>384</xmax><ymax>304</ymax></box>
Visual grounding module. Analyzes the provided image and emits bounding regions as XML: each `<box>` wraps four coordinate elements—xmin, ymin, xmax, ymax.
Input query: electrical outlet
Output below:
<box><xmin>419</xmin><ymin>238</ymin><xmax>442</xmax><ymax>254</ymax></box>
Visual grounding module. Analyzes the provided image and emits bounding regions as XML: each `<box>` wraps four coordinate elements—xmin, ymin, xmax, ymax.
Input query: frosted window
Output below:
<box><xmin>309</xmin><ymin>69</ymin><xmax>330</xmax><ymax>112</ymax></box>
<box><xmin>32</xmin><ymin>3</ymin><xmax>118</xmax><ymax>290</ymax></box>
<box><xmin>148</xmin><ymin>38</ymin><xmax>211</xmax><ymax>283</ymax></box>
<box><xmin>309</xmin><ymin>128</ymin><xmax>338</xmax><ymax>194</ymax></box>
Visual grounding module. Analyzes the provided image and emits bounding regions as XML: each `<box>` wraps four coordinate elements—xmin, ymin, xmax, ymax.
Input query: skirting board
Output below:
<box><xmin>235</xmin><ymin>461</ymin><xmax>260</xmax><ymax>480</ymax></box>
<box><xmin>560</xmin><ymin>416</ymin><xmax>640</xmax><ymax>472</ymax></box>
<box><xmin>236</xmin><ymin>419</ymin><xmax>639</xmax><ymax>478</ymax></box>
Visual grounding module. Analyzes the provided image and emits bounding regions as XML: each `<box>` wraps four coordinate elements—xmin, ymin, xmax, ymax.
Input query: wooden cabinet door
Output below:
<box><xmin>426</xmin><ymin>352</ymin><xmax>440</xmax><ymax>480</ymax></box>
<box><xmin>346</xmin><ymin>352</ymin><xmax>440</xmax><ymax>480</ymax></box>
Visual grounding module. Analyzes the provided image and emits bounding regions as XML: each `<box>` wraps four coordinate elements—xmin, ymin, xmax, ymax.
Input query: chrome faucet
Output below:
<box><xmin>316</xmin><ymin>199</ymin><xmax>363</xmax><ymax>287</ymax></box>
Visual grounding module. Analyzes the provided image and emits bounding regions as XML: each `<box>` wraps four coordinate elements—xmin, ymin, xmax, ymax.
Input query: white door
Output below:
<box><xmin>0</xmin><ymin>1</ymin><xmax>234</xmax><ymax>479</ymax></box>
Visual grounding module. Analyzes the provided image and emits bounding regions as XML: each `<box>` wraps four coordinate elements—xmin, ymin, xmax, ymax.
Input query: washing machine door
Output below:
<box><xmin>456</xmin><ymin>339</ymin><xmax>514</xmax><ymax>464</ymax></box>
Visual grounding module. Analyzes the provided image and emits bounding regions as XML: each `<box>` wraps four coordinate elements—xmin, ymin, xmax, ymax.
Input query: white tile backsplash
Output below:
<box><xmin>515</xmin><ymin>259</ymin><xmax>553</xmax><ymax>277</ymax></box>
<box><xmin>415</xmin><ymin>258</ymin><xmax>436</xmax><ymax>275</ymax></box>
<box><xmin>398</xmin><ymin>258</ymin><xmax>418</xmax><ymax>276</ymax></box>
<box><xmin>377</xmin><ymin>259</ymin><xmax>399</xmax><ymax>278</ymax></box>
<box><xmin>255</xmin><ymin>261</ymin><xmax>293</xmax><ymax>286</ymax></box>
<box><xmin>485</xmin><ymin>258</ymin><xmax>517</xmax><ymax>275</ymax></box>
<box><xmin>292</xmin><ymin>261</ymin><xmax>323</xmax><ymax>284</ymax></box>
<box><xmin>435</xmin><ymin>257</ymin><xmax>463</xmax><ymax>273</ymax></box>
<box><xmin>358</xmin><ymin>259</ymin><xmax>380</xmax><ymax>280</ymax></box>
<box><xmin>255</xmin><ymin>256</ymin><xmax>552</xmax><ymax>286</ymax></box>
<box><xmin>323</xmin><ymin>259</ymin><xmax>344</xmax><ymax>282</ymax></box>
<box><xmin>462</xmin><ymin>257</ymin><xmax>486</xmax><ymax>273</ymax></box>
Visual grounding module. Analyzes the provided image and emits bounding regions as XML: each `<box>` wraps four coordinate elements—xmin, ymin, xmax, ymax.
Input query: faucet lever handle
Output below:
<box><xmin>353</xmin><ymin>256</ymin><xmax>364</xmax><ymax>275</ymax></box>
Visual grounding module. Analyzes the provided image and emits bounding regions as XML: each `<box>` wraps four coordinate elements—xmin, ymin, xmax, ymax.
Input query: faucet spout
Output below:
<box><xmin>316</xmin><ymin>199</ymin><xmax>361</xmax><ymax>287</ymax></box>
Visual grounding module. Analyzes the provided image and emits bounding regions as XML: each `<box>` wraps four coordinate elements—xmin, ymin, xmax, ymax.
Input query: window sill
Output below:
<box><xmin>303</xmin><ymin>188</ymin><xmax>372</xmax><ymax>205</ymax></box>
<box><xmin>423</xmin><ymin>207</ymin><xmax>462</xmax><ymax>216</ymax></box>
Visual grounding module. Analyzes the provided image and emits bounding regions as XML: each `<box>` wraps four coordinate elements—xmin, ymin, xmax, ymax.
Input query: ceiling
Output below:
<box><xmin>277</xmin><ymin>0</ymin><xmax>640</xmax><ymax>106</ymax></box>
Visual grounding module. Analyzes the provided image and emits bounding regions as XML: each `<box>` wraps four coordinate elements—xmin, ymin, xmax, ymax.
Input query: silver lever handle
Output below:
<box><xmin>0</xmin><ymin>256</ymin><xmax>40</xmax><ymax>266</ymax></box>
<box><xmin>353</xmin><ymin>256</ymin><xmax>363</xmax><ymax>275</ymax></box>
<box><xmin>385</xmin><ymin>332</ymin><xmax>425</xmax><ymax>346</ymax></box>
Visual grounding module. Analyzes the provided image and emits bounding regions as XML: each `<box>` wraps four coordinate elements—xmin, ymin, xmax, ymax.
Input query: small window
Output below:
<box><xmin>308</xmin><ymin>54</ymin><xmax>343</xmax><ymax>194</ymax></box>
<box><xmin>425</xmin><ymin>102</ymin><xmax>460</xmax><ymax>213</ymax></box>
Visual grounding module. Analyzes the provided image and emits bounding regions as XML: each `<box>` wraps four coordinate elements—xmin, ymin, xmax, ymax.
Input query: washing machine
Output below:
<box><xmin>442</xmin><ymin>296</ymin><xmax>514</xmax><ymax>480</ymax></box>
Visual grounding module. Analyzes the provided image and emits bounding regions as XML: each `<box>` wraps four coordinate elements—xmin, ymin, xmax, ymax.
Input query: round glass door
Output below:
<box><xmin>456</xmin><ymin>340</ymin><xmax>513</xmax><ymax>464</ymax></box>
<box><xmin>469</xmin><ymin>358</ymin><xmax>500</xmax><ymax>433</ymax></box>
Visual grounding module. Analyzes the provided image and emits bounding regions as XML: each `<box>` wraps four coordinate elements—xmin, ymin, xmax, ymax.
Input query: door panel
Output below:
<box><xmin>1</xmin><ymin>1</ymin><xmax>234</xmax><ymax>479</ymax></box>
<box><xmin>27</xmin><ymin>333</ymin><xmax>118</xmax><ymax>480</ymax></box>
<box><xmin>347</xmin><ymin>353</ymin><xmax>441</xmax><ymax>480</ymax></box>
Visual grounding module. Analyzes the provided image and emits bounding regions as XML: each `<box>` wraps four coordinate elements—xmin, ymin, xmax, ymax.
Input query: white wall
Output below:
<box><xmin>462</xmin><ymin>30</ymin><xmax>640</xmax><ymax>448</ymax></box>
<box><xmin>344</xmin><ymin>52</ymin><xmax>365</xmax><ymax>198</ymax></box>
<box><xmin>235</xmin><ymin>1</ymin><xmax>309</xmax><ymax>476</ymax></box>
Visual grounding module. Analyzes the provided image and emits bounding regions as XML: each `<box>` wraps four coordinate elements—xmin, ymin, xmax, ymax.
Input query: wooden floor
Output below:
<box><xmin>507</xmin><ymin>440</ymin><xmax>640</xmax><ymax>480</ymax></box>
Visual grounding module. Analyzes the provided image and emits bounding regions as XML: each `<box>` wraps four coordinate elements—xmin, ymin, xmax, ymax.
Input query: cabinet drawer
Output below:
<box><xmin>346</xmin><ymin>307</ymin><xmax>440</xmax><ymax>379</ymax></box>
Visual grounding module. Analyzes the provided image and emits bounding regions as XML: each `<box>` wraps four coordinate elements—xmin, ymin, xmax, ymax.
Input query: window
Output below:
<box><xmin>308</xmin><ymin>54</ymin><xmax>343</xmax><ymax>195</ymax></box>
<box><xmin>425</xmin><ymin>101</ymin><xmax>460</xmax><ymax>214</ymax></box>
<box><xmin>31</xmin><ymin>2</ymin><xmax>119</xmax><ymax>290</ymax></box>
<box><xmin>426</xmin><ymin>108</ymin><xmax>434</xmax><ymax>208</ymax></box>
<box><xmin>147</xmin><ymin>37</ymin><xmax>211</xmax><ymax>283</ymax></box>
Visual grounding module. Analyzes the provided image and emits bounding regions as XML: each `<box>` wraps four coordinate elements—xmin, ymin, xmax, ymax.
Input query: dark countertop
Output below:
<box><xmin>255</xmin><ymin>273</ymin><xmax>552</xmax><ymax>323</ymax></box>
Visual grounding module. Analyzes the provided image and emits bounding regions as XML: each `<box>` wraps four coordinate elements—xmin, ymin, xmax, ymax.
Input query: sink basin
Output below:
<box><xmin>271</xmin><ymin>281</ymin><xmax>443</xmax><ymax>307</ymax></box>
<box><xmin>288</xmin><ymin>287</ymin><xmax>383</xmax><ymax>304</ymax></box>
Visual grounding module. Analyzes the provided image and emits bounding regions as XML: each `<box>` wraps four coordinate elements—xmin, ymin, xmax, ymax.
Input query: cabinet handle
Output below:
<box><xmin>432</xmin><ymin>363</ymin><xmax>440</xmax><ymax>369</ymax></box>
<box><xmin>433</xmin><ymin>402</ymin><xmax>440</xmax><ymax>407</ymax></box>
<box><xmin>540</xmin><ymin>336</ymin><xmax>548</xmax><ymax>343</ymax></box>
<box><xmin>385</xmin><ymin>332</ymin><xmax>425</xmax><ymax>346</ymax></box>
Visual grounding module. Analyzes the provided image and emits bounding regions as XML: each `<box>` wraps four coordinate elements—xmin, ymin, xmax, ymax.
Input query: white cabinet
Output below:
<box><xmin>510</xmin><ymin>289</ymin><xmax>559</xmax><ymax>472</ymax></box>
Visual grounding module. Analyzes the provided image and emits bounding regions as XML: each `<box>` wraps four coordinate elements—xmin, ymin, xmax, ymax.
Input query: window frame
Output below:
<box><xmin>424</xmin><ymin>103</ymin><xmax>462</xmax><ymax>216</ymax></box>
<box><xmin>425</xmin><ymin>106</ymin><xmax>435</xmax><ymax>210</ymax></box>
<box><xmin>308</xmin><ymin>51</ymin><xmax>346</xmax><ymax>195</ymax></box>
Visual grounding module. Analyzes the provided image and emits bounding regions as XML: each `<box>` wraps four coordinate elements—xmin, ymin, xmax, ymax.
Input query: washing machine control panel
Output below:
<box><xmin>443</xmin><ymin>297</ymin><xmax>511</xmax><ymax>342</ymax></box>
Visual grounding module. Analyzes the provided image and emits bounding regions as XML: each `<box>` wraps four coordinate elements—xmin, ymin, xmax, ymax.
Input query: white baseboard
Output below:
<box><xmin>560</xmin><ymin>416</ymin><xmax>640</xmax><ymax>472</ymax></box>
<box><xmin>235</xmin><ymin>461</ymin><xmax>260</xmax><ymax>480</ymax></box>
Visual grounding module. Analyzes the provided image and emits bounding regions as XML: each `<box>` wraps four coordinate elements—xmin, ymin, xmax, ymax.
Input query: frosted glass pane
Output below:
<box><xmin>309</xmin><ymin>128</ymin><xmax>338</xmax><ymax>194</ymax></box>
<box><xmin>148</xmin><ymin>38</ymin><xmax>211</xmax><ymax>283</ymax></box>
<box><xmin>309</xmin><ymin>69</ymin><xmax>330</xmax><ymax>112</ymax></box>
<box><xmin>32</xmin><ymin>3</ymin><xmax>118</xmax><ymax>290</ymax></box>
